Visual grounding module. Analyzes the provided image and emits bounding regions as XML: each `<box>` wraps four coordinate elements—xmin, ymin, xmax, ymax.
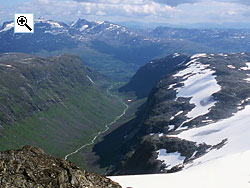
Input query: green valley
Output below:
<box><xmin>0</xmin><ymin>53</ymin><xmax>125</xmax><ymax>169</ymax></box>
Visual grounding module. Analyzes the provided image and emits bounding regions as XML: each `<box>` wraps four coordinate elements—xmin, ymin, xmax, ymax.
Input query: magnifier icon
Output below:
<box><xmin>17</xmin><ymin>16</ymin><xmax>32</xmax><ymax>31</ymax></box>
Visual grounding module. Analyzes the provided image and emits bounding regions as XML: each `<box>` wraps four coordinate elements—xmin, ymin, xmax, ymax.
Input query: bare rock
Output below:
<box><xmin>0</xmin><ymin>146</ymin><xmax>121</xmax><ymax>188</ymax></box>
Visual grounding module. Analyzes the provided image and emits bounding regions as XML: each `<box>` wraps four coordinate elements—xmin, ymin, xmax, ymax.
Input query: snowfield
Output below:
<box><xmin>110</xmin><ymin>150</ymin><xmax>250</xmax><ymax>188</ymax></box>
<box><xmin>111</xmin><ymin>105</ymin><xmax>250</xmax><ymax>187</ymax></box>
<box><xmin>111</xmin><ymin>104</ymin><xmax>250</xmax><ymax>187</ymax></box>
<box><xmin>175</xmin><ymin>105</ymin><xmax>250</xmax><ymax>168</ymax></box>
<box><xmin>110</xmin><ymin>55</ymin><xmax>250</xmax><ymax>188</ymax></box>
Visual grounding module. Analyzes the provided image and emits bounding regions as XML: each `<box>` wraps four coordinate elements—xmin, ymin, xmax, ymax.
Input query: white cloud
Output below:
<box><xmin>13</xmin><ymin>0</ymin><xmax>175</xmax><ymax>22</ymax></box>
<box><xmin>1</xmin><ymin>0</ymin><xmax>250</xmax><ymax>26</ymax></box>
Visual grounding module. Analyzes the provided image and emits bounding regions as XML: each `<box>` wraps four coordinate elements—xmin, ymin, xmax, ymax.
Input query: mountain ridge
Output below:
<box><xmin>93</xmin><ymin>52</ymin><xmax>250</xmax><ymax>176</ymax></box>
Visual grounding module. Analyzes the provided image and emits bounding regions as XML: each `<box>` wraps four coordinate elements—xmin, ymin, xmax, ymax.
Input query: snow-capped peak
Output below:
<box><xmin>35</xmin><ymin>19</ymin><xmax>64</xmax><ymax>28</ymax></box>
<box><xmin>0</xmin><ymin>22</ymin><xmax>14</xmax><ymax>33</ymax></box>
<box><xmin>70</xmin><ymin>18</ymin><xmax>90</xmax><ymax>28</ymax></box>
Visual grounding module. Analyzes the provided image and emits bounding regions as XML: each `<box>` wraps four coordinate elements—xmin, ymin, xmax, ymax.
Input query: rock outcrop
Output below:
<box><xmin>0</xmin><ymin>146</ymin><xmax>121</xmax><ymax>188</ymax></box>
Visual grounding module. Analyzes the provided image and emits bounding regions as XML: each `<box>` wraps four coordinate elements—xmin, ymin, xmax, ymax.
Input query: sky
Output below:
<box><xmin>1</xmin><ymin>0</ymin><xmax>250</xmax><ymax>27</ymax></box>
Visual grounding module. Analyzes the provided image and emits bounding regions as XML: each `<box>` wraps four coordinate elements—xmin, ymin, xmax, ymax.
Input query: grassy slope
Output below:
<box><xmin>0</xmin><ymin>53</ymin><xmax>125</xmax><ymax>169</ymax></box>
<box><xmin>0</xmin><ymin>85</ymin><xmax>124</xmax><ymax>169</ymax></box>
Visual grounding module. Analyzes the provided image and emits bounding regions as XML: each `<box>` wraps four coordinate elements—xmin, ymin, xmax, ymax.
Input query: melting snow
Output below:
<box><xmin>157</xmin><ymin>149</ymin><xmax>185</xmax><ymax>170</ymax></box>
<box><xmin>176</xmin><ymin>105</ymin><xmax>250</xmax><ymax>167</ymax></box>
<box><xmin>174</xmin><ymin>60</ymin><xmax>221</xmax><ymax>120</ymax></box>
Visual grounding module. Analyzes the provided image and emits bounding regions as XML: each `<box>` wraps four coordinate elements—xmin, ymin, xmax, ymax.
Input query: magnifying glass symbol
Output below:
<box><xmin>17</xmin><ymin>16</ymin><xmax>32</xmax><ymax>31</ymax></box>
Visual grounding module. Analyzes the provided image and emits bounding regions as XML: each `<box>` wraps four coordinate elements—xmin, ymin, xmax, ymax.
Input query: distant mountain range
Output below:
<box><xmin>3</xmin><ymin>18</ymin><xmax>250</xmax><ymax>80</ymax></box>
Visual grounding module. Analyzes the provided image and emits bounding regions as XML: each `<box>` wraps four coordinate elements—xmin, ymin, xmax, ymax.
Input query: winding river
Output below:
<box><xmin>64</xmin><ymin>83</ymin><xmax>128</xmax><ymax>160</ymax></box>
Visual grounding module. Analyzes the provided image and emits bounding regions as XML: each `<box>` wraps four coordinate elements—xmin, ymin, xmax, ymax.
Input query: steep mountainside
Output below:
<box><xmin>94</xmin><ymin>53</ymin><xmax>250</xmax><ymax>176</ymax></box>
<box><xmin>119</xmin><ymin>53</ymin><xmax>188</xmax><ymax>98</ymax></box>
<box><xmin>0</xmin><ymin>53</ymin><xmax>125</xmax><ymax>170</ymax></box>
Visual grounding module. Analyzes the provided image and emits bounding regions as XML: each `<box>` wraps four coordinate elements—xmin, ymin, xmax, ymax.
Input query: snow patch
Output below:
<box><xmin>79</xmin><ymin>25</ymin><xmax>89</xmax><ymax>31</ymax></box>
<box><xmin>219</xmin><ymin>53</ymin><xmax>228</xmax><ymax>57</ymax></box>
<box><xmin>245</xmin><ymin>78</ymin><xmax>250</xmax><ymax>83</ymax></box>
<box><xmin>170</xmin><ymin>111</ymin><xmax>184</xmax><ymax>121</ymax></box>
<box><xmin>240</xmin><ymin>62</ymin><xmax>250</xmax><ymax>70</ymax></box>
<box><xmin>173</xmin><ymin>53</ymin><xmax>180</xmax><ymax>58</ymax></box>
<box><xmin>157</xmin><ymin>149</ymin><xmax>185</xmax><ymax>170</ymax></box>
<box><xmin>190</xmin><ymin>53</ymin><xmax>207</xmax><ymax>59</ymax></box>
<box><xmin>86</xmin><ymin>75</ymin><xmax>95</xmax><ymax>84</ymax></box>
<box><xmin>158</xmin><ymin>133</ymin><xmax>164</xmax><ymax>137</ymax></box>
<box><xmin>174</xmin><ymin>60</ymin><xmax>221</xmax><ymax>122</ymax></box>
<box><xmin>227</xmin><ymin>65</ymin><xmax>236</xmax><ymax>69</ymax></box>
<box><xmin>0</xmin><ymin>64</ymin><xmax>13</xmax><ymax>68</ymax></box>
<box><xmin>0</xmin><ymin>22</ymin><xmax>14</xmax><ymax>32</ymax></box>
<box><xmin>47</xmin><ymin>21</ymin><xmax>63</xmax><ymax>28</ymax></box>
<box><xmin>168</xmin><ymin>83</ymin><xmax>178</xmax><ymax>90</ymax></box>
<box><xmin>168</xmin><ymin>125</ymin><xmax>175</xmax><ymax>131</ymax></box>
<box><xmin>96</xmin><ymin>21</ymin><xmax>104</xmax><ymax>25</ymax></box>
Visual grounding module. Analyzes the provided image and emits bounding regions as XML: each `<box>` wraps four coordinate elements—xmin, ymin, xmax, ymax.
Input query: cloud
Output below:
<box><xmin>152</xmin><ymin>0</ymin><xmax>199</xmax><ymax>6</ymax></box>
<box><xmin>14</xmin><ymin>0</ymin><xmax>175</xmax><ymax>22</ymax></box>
<box><xmin>1</xmin><ymin>0</ymin><xmax>250</xmax><ymax>26</ymax></box>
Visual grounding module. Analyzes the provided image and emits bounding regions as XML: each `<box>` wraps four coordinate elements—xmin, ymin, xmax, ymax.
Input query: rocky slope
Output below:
<box><xmin>94</xmin><ymin>52</ymin><xmax>250</xmax><ymax>175</ymax></box>
<box><xmin>0</xmin><ymin>145</ymin><xmax>121</xmax><ymax>188</ymax></box>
